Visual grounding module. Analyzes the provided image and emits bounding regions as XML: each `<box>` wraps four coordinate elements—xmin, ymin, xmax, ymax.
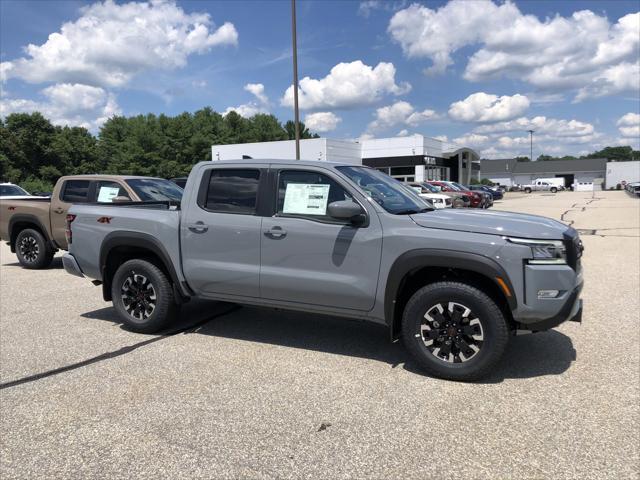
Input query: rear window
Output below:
<box><xmin>61</xmin><ymin>180</ymin><xmax>91</xmax><ymax>203</ymax></box>
<box><xmin>204</xmin><ymin>169</ymin><xmax>260</xmax><ymax>214</ymax></box>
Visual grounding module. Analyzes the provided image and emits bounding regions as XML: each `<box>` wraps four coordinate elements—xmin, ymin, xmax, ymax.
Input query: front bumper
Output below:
<box><xmin>62</xmin><ymin>253</ymin><xmax>84</xmax><ymax>278</ymax></box>
<box><xmin>519</xmin><ymin>284</ymin><xmax>583</xmax><ymax>331</ymax></box>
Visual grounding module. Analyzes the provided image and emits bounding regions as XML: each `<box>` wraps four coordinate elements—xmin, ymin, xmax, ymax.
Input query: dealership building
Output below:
<box><xmin>211</xmin><ymin>135</ymin><xmax>481</xmax><ymax>184</ymax></box>
<box><xmin>480</xmin><ymin>158</ymin><xmax>640</xmax><ymax>189</ymax></box>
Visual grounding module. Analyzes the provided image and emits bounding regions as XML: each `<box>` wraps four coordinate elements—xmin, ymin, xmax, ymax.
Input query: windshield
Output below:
<box><xmin>451</xmin><ymin>182</ymin><xmax>470</xmax><ymax>192</ymax></box>
<box><xmin>337</xmin><ymin>166</ymin><xmax>431</xmax><ymax>214</ymax></box>
<box><xmin>0</xmin><ymin>185</ymin><xmax>29</xmax><ymax>196</ymax></box>
<box><xmin>421</xmin><ymin>182</ymin><xmax>441</xmax><ymax>193</ymax></box>
<box><xmin>125</xmin><ymin>178</ymin><xmax>183</xmax><ymax>202</ymax></box>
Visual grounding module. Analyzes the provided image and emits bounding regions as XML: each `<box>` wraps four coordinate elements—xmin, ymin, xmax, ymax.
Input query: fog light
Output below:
<box><xmin>538</xmin><ymin>289</ymin><xmax>560</xmax><ymax>299</ymax></box>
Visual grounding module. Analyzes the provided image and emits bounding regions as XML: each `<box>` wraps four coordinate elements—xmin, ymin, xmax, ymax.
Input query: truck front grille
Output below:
<box><xmin>564</xmin><ymin>228</ymin><xmax>583</xmax><ymax>271</ymax></box>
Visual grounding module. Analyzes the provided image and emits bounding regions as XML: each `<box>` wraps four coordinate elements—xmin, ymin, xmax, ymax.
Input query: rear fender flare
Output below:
<box><xmin>99</xmin><ymin>231</ymin><xmax>192</xmax><ymax>302</ymax></box>
<box><xmin>8</xmin><ymin>214</ymin><xmax>55</xmax><ymax>252</ymax></box>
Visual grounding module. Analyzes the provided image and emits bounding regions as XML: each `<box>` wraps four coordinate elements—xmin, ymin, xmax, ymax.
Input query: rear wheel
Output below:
<box><xmin>401</xmin><ymin>281</ymin><xmax>509</xmax><ymax>381</ymax></box>
<box><xmin>524</xmin><ymin>187</ymin><xmax>532</xmax><ymax>193</ymax></box>
<box><xmin>550</xmin><ymin>187</ymin><xmax>557</xmax><ymax>193</ymax></box>
<box><xmin>112</xmin><ymin>259</ymin><xmax>177</xmax><ymax>333</ymax></box>
<box><xmin>15</xmin><ymin>228</ymin><xmax>54</xmax><ymax>269</ymax></box>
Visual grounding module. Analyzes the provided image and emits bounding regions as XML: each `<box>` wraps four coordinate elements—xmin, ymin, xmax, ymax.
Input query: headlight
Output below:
<box><xmin>507</xmin><ymin>237</ymin><xmax>567</xmax><ymax>265</ymax></box>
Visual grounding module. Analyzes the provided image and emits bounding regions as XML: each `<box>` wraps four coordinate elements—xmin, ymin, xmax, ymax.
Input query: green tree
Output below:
<box><xmin>285</xmin><ymin>120</ymin><xmax>319</xmax><ymax>140</ymax></box>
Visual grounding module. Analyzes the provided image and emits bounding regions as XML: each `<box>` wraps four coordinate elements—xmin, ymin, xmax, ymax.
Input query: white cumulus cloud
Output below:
<box><xmin>368</xmin><ymin>100</ymin><xmax>436</xmax><ymax>132</ymax></box>
<box><xmin>388</xmin><ymin>1</ymin><xmax>640</xmax><ymax>100</ymax></box>
<box><xmin>282</xmin><ymin>61</ymin><xmax>411</xmax><ymax>110</ymax></box>
<box><xmin>224</xmin><ymin>83</ymin><xmax>270</xmax><ymax>118</ymax></box>
<box><xmin>0</xmin><ymin>83</ymin><xmax>121</xmax><ymax>130</ymax></box>
<box><xmin>244</xmin><ymin>83</ymin><xmax>268</xmax><ymax>104</ymax></box>
<box><xmin>448</xmin><ymin>92</ymin><xmax>530</xmax><ymax>123</ymax></box>
<box><xmin>304</xmin><ymin>112</ymin><xmax>342</xmax><ymax>132</ymax></box>
<box><xmin>0</xmin><ymin>0</ymin><xmax>238</xmax><ymax>88</ymax></box>
<box><xmin>617</xmin><ymin>112</ymin><xmax>640</xmax><ymax>139</ymax></box>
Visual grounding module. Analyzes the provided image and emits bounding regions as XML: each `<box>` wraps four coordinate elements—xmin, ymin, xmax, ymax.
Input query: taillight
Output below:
<box><xmin>65</xmin><ymin>214</ymin><xmax>76</xmax><ymax>244</ymax></box>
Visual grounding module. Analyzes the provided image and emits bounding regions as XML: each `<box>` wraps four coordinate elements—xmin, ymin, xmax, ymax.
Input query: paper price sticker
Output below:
<box><xmin>282</xmin><ymin>183</ymin><xmax>330</xmax><ymax>215</ymax></box>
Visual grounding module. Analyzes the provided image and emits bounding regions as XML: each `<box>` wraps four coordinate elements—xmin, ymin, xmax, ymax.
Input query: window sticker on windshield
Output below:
<box><xmin>97</xmin><ymin>186</ymin><xmax>120</xmax><ymax>202</ymax></box>
<box><xmin>283</xmin><ymin>183</ymin><xmax>330</xmax><ymax>215</ymax></box>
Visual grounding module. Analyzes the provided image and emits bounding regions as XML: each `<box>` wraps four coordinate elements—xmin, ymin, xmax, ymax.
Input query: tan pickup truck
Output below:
<box><xmin>0</xmin><ymin>175</ymin><xmax>183</xmax><ymax>269</ymax></box>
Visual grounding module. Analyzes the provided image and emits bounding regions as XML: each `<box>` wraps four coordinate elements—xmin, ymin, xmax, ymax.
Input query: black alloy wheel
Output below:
<box><xmin>121</xmin><ymin>273</ymin><xmax>157</xmax><ymax>322</ymax></box>
<box><xmin>419</xmin><ymin>302</ymin><xmax>484</xmax><ymax>363</ymax></box>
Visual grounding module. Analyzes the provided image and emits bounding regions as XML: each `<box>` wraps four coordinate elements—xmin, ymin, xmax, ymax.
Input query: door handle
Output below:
<box><xmin>264</xmin><ymin>226</ymin><xmax>287</xmax><ymax>239</ymax></box>
<box><xmin>187</xmin><ymin>221</ymin><xmax>209</xmax><ymax>233</ymax></box>
<box><xmin>53</xmin><ymin>208</ymin><xmax>64</xmax><ymax>214</ymax></box>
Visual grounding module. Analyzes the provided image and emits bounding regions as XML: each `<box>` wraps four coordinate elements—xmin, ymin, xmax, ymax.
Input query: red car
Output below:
<box><xmin>427</xmin><ymin>181</ymin><xmax>484</xmax><ymax>208</ymax></box>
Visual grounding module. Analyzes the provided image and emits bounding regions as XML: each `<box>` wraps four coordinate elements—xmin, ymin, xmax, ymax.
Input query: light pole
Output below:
<box><xmin>291</xmin><ymin>0</ymin><xmax>300</xmax><ymax>160</ymax></box>
<box><xmin>528</xmin><ymin>129</ymin><xmax>535</xmax><ymax>161</ymax></box>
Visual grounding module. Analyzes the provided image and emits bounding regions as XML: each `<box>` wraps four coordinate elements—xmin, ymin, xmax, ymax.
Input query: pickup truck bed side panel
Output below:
<box><xmin>69</xmin><ymin>204</ymin><xmax>185</xmax><ymax>286</ymax></box>
<box><xmin>0</xmin><ymin>199</ymin><xmax>54</xmax><ymax>248</ymax></box>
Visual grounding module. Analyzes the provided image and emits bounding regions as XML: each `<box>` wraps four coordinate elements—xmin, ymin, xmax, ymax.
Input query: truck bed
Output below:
<box><xmin>69</xmin><ymin>202</ymin><xmax>183</xmax><ymax>282</ymax></box>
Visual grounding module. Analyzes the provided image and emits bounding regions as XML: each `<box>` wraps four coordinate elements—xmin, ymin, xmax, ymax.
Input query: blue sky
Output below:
<box><xmin>1</xmin><ymin>0</ymin><xmax>638</xmax><ymax>158</ymax></box>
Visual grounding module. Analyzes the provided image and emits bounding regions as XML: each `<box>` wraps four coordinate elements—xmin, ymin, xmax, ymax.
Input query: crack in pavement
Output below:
<box><xmin>0</xmin><ymin>304</ymin><xmax>241</xmax><ymax>391</ymax></box>
<box><xmin>560</xmin><ymin>197</ymin><xmax>604</xmax><ymax>226</ymax></box>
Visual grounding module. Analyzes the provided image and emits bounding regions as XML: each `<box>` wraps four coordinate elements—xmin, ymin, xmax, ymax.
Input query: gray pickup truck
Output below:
<box><xmin>63</xmin><ymin>159</ymin><xmax>584</xmax><ymax>381</ymax></box>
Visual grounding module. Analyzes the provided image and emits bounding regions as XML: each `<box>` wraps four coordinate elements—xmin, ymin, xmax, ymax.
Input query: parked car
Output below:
<box><xmin>468</xmin><ymin>184</ymin><xmax>504</xmax><ymax>201</ymax></box>
<box><xmin>522</xmin><ymin>181</ymin><xmax>559</xmax><ymax>193</ymax></box>
<box><xmin>0</xmin><ymin>183</ymin><xmax>34</xmax><ymax>199</ymax></box>
<box><xmin>625</xmin><ymin>181</ymin><xmax>640</xmax><ymax>197</ymax></box>
<box><xmin>407</xmin><ymin>182</ymin><xmax>453</xmax><ymax>209</ymax></box>
<box><xmin>422</xmin><ymin>182</ymin><xmax>470</xmax><ymax>207</ymax></box>
<box><xmin>63</xmin><ymin>159</ymin><xmax>584</xmax><ymax>381</ymax></box>
<box><xmin>455</xmin><ymin>183</ymin><xmax>493</xmax><ymax>208</ymax></box>
<box><xmin>0</xmin><ymin>175</ymin><xmax>183</xmax><ymax>269</ymax></box>
<box><xmin>429</xmin><ymin>181</ymin><xmax>487</xmax><ymax>208</ymax></box>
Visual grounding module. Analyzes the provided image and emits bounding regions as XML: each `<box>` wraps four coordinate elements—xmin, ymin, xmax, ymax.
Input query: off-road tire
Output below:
<box><xmin>112</xmin><ymin>259</ymin><xmax>177</xmax><ymax>333</ymax></box>
<box><xmin>401</xmin><ymin>281</ymin><xmax>510</xmax><ymax>381</ymax></box>
<box><xmin>15</xmin><ymin>228</ymin><xmax>54</xmax><ymax>269</ymax></box>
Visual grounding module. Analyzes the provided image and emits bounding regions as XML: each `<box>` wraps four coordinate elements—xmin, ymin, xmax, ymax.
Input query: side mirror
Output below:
<box><xmin>327</xmin><ymin>200</ymin><xmax>365</xmax><ymax>224</ymax></box>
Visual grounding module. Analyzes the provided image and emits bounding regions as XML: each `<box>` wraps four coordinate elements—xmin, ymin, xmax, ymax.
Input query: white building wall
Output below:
<box><xmin>361</xmin><ymin>135</ymin><xmax>425</xmax><ymax>159</ymax></box>
<box><xmin>606</xmin><ymin>161</ymin><xmax>640</xmax><ymax>188</ymax></box>
<box><xmin>212</xmin><ymin>138</ymin><xmax>362</xmax><ymax>164</ymax></box>
<box><xmin>487</xmin><ymin>176</ymin><xmax>513</xmax><ymax>187</ymax></box>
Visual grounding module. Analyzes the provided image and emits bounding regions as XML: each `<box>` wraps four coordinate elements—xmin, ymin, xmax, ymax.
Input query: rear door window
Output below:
<box><xmin>61</xmin><ymin>180</ymin><xmax>91</xmax><ymax>203</ymax></box>
<box><xmin>204</xmin><ymin>169</ymin><xmax>260</xmax><ymax>214</ymax></box>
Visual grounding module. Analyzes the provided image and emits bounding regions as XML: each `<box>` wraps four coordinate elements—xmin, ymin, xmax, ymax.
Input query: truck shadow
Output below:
<box><xmin>82</xmin><ymin>300</ymin><xmax>576</xmax><ymax>383</ymax></box>
<box><xmin>2</xmin><ymin>257</ymin><xmax>63</xmax><ymax>269</ymax></box>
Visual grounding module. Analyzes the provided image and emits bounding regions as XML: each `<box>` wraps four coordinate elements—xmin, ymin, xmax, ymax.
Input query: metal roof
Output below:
<box><xmin>481</xmin><ymin>158</ymin><xmax>607</xmax><ymax>175</ymax></box>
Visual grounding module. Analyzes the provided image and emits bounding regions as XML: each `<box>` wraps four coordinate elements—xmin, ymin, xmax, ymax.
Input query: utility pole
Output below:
<box><xmin>291</xmin><ymin>0</ymin><xmax>300</xmax><ymax>160</ymax></box>
<box><xmin>528</xmin><ymin>129</ymin><xmax>535</xmax><ymax>161</ymax></box>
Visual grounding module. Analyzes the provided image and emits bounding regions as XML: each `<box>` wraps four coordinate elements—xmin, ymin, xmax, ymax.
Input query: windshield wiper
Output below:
<box><xmin>394</xmin><ymin>207</ymin><xmax>433</xmax><ymax>215</ymax></box>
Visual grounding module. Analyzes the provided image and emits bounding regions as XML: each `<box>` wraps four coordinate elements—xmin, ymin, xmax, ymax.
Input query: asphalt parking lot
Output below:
<box><xmin>1</xmin><ymin>191</ymin><xmax>638</xmax><ymax>479</ymax></box>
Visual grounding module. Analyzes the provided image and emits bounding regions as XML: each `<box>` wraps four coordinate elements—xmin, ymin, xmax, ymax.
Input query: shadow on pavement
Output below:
<box><xmin>81</xmin><ymin>300</ymin><xmax>576</xmax><ymax>383</ymax></box>
<box><xmin>2</xmin><ymin>257</ymin><xmax>63</xmax><ymax>269</ymax></box>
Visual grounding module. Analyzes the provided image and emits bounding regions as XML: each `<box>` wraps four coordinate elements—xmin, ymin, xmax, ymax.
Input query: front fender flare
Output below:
<box><xmin>384</xmin><ymin>249</ymin><xmax>518</xmax><ymax>328</ymax></box>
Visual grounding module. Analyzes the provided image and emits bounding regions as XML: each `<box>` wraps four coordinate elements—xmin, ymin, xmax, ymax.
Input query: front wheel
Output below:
<box><xmin>112</xmin><ymin>259</ymin><xmax>177</xmax><ymax>333</ymax></box>
<box><xmin>15</xmin><ymin>228</ymin><xmax>54</xmax><ymax>269</ymax></box>
<box><xmin>401</xmin><ymin>281</ymin><xmax>509</xmax><ymax>381</ymax></box>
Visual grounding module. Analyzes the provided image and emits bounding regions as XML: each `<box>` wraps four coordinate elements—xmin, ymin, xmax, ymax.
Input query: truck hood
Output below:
<box><xmin>410</xmin><ymin>208</ymin><xmax>567</xmax><ymax>239</ymax></box>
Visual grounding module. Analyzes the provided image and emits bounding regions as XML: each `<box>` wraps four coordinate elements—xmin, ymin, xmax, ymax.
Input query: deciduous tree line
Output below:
<box><xmin>0</xmin><ymin>109</ymin><xmax>318</xmax><ymax>192</ymax></box>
